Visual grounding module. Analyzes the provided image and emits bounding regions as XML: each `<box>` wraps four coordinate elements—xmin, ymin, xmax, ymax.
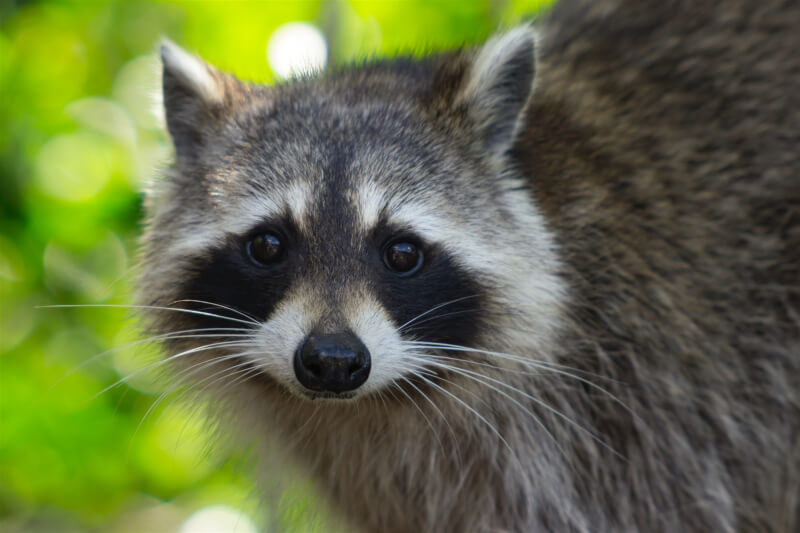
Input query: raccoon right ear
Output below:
<box><xmin>159</xmin><ymin>39</ymin><xmax>243</xmax><ymax>163</ymax></box>
<box><xmin>457</xmin><ymin>27</ymin><xmax>537</xmax><ymax>159</ymax></box>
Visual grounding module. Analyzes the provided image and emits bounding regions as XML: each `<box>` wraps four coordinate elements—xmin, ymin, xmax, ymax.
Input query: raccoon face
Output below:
<box><xmin>139</xmin><ymin>28</ymin><xmax>566</xmax><ymax>401</ymax></box>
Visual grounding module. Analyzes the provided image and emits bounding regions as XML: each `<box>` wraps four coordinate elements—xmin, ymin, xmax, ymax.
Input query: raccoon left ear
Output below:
<box><xmin>459</xmin><ymin>27</ymin><xmax>537</xmax><ymax>158</ymax></box>
<box><xmin>159</xmin><ymin>39</ymin><xmax>247</xmax><ymax>164</ymax></box>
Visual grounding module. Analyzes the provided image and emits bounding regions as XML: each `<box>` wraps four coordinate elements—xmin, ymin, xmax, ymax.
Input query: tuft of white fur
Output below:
<box><xmin>355</xmin><ymin>182</ymin><xmax>386</xmax><ymax>230</ymax></box>
<box><xmin>284</xmin><ymin>180</ymin><xmax>314</xmax><ymax>232</ymax></box>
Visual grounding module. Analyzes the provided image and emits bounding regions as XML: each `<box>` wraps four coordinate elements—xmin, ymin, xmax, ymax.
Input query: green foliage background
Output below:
<box><xmin>0</xmin><ymin>0</ymin><xmax>552</xmax><ymax>531</ymax></box>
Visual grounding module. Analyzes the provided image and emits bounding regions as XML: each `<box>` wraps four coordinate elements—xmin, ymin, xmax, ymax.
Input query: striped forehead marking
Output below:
<box><xmin>356</xmin><ymin>183</ymin><xmax>387</xmax><ymax>230</ymax></box>
<box><xmin>162</xmin><ymin>183</ymin><xmax>316</xmax><ymax>258</ymax></box>
<box><xmin>285</xmin><ymin>181</ymin><xmax>314</xmax><ymax>231</ymax></box>
<box><xmin>354</xmin><ymin>181</ymin><xmax>451</xmax><ymax>239</ymax></box>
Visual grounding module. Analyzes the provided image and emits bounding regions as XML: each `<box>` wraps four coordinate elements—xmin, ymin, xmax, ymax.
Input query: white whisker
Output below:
<box><xmin>393</xmin><ymin>379</ymin><xmax>446</xmax><ymax>457</ymax></box>
<box><xmin>417</xmin><ymin>354</ymin><xmax>623</xmax><ymax>460</ymax></box>
<box><xmin>171</xmin><ymin>299</ymin><xmax>262</xmax><ymax>326</ymax></box>
<box><xmin>397</xmin><ymin>295</ymin><xmax>479</xmax><ymax>333</ymax></box>
<box><xmin>406</xmin><ymin>341</ymin><xmax>636</xmax><ymax>417</ymax></box>
<box><xmin>134</xmin><ymin>349</ymin><xmax>267</xmax><ymax>439</ymax></box>
<box><xmin>39</xmin><ymin>303</ymin><xmax>260</xmax><ymax>327</ymax></box>
<box><xmin>89</xmin><ymin>339</ymin><xmax>259</xmax><ymax>402</ymax></box>
<box><xmin>400</xmin><ymin>309</ymin><xmax>481</xmax><ymax>335</ymax></box>
<box><xmin>398</xmin><ymin>375</ymin><xmax>462</xmax><ymax>464</ymax></box>
<box><xmin>411</xmin><ymin>371</ymin><xmax>521</xmax><ymax>469</ymax></box>
<box><xmin>49</xmin><ymin>327</ymin><xmax>256</xmax><ymax>391</ymax></box>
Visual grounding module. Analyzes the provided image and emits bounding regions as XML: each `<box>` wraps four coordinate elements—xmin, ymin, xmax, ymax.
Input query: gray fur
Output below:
<box><xmin>138</xmin><ymin>1</ymin><xmax>800</xmax><ymax>531</ymax></box>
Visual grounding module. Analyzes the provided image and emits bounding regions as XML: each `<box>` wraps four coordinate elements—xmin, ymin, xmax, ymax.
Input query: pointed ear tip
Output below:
<box><xmin>500</xmin><ymin>25</ymin><xmax>538</xmax><ymax>51</ymax></box>
<box><xmin>158</xmin><ymin>38</ymin><xmax>180</xmax><ymax>64</ymax></box>
<box><xmin>157</xmin><ymin>39</ymin><xmax>225</xmax><ymax>105</ymax></box>
<box><xmin>474</xmin><ymin>26</ymin><xmax>537</xmax><ymax>71</ymax></box>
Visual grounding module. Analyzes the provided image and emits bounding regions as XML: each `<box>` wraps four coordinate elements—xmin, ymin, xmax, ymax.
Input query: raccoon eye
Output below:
<box><xmin>383</xmin><ymin>241</ymin><xmax>423</xmax><ymax>275</ymax></box>
<box><xmin>247</xmin><ymin>233</ymin><xmax>284</xmax><ymax>265</ymax></box>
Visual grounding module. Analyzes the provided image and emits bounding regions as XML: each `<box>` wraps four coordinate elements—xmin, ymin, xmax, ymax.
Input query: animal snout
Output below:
<box><xmin>294</xmin><ymin>332</ymin><xmax>371</xmax><ymax>393</ymax></box>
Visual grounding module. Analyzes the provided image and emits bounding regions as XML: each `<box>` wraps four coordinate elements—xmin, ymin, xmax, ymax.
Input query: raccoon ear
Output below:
<box><xmin>159</xmin><ymin>39</ymin><xmax>241</xmax><ymax>163</ymax></box>
<box><xmin>459</xmin><ymin>27</ymin><xmax>537</xmax><ymax>158</ymax></box>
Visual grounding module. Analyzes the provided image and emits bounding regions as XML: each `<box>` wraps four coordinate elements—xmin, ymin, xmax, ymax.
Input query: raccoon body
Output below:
<box><xmin>138</xmin><ymin>1</ymin><xmax>800</xmax><ymax>531</ymax></box>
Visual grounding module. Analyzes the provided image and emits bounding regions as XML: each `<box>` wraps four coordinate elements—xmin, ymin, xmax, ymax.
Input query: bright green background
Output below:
<box><xmin>0</xmin><ymin>1</ymin><xmax>552</xmax><ymax>531</ymax></box>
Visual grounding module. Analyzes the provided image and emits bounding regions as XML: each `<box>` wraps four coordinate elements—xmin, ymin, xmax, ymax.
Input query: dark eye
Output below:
<box><xmin>383</xmin><ymin>241</ymin><xmax>423</xmax><ymax>275</ymax></box>
<box><xmin>248</xmin><ymin>233</ymin><xmax>284</xmax><ymax>265</ymax></box>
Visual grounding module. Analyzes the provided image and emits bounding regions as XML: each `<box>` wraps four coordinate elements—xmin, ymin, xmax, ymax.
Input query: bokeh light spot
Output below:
<box><xmin>267</xmin><ymin>22</ymin><xmax>327</xmax><ymax>79</ymax></box>
<box><xmin>179</xmin><ymin>505</ymin><xmax>258</xmax><ymax>533</ymax></box>
<box><xmin>43</xmin><ymin>232</ymin><xmax>128</xmax><ymax>301</ymax></box>
<box><xmin>0</xmin><ymin>234</ymin><xmax>26</xmax><ymax>283</ymax></box>
<box><xmin>112</xmin><ymin>54</ymin><xmax>164</xmax><ymax>131</ymax></box>
<box><xmin>34</xmin><ymin>132</ymin><xmax>114</xmax><ymax>202</ymax></box>
<box><xmin>111</xmin><ymin>323</ymin><xmax>165</xmax><ymax>395</ymax></box>
<box><xmin>0</xmin><ymin>299</ymin><xmax>36</xmax><ymax>352</ymax></box>
<box><xmin>66</xmin><ymin>97</ymin><xmax>137</xmax><ymax>145</ymax></box>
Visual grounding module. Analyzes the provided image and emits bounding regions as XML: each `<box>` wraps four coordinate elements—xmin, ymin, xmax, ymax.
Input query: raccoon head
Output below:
<box><xmin>139</xmin><ymin>28</ymin><xmax>565</xmax><ymax>402</ymax></box>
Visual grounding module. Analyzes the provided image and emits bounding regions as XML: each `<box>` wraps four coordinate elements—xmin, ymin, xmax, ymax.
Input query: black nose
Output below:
<box><xmin>294</xmin><ymin>332</ymin><xmax>371</xmax><ymax>393</ymax></box>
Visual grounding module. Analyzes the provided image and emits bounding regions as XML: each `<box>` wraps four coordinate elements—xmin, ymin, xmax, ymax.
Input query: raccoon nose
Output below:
<box><xmin>294</xmin><ymin>333</ymin><xmax>371</xmax><ymax>393</ymax></box>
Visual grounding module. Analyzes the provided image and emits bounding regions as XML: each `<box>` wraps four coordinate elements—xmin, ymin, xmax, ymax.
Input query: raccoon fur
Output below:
<box><xmin>137</xmin><ymin>0</ymin><xmax>800</xmax><ymax>531</ymax></box>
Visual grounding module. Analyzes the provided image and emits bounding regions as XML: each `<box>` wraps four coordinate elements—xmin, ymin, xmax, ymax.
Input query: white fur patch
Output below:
<box><xmin>156</xmin><ymin>192</ymin><xmax>287</xmax><ymax>260</ymax></box>
<box><xmin>348</xmin><ymin>295</ymin><xmax>419</xmax><ymax>394</ymax></box>
<box><xmin>285</xmin><ymin>181</ymin><xmax>313</xmax><ymax>231</ymax></box>
<box><xmin>252</xmin><ymin>293</ymin><xmax>313</xmax><ymax>387</ymax></box>
<box><xmin>355</xmin><ymin>182</ymin><xmax>386</xmax><ymax>230</ymax></box>
<box><xmin>167</xmin><ymin>226</ymin><xmax>227</xmax><ymax>258</ymax></box>
<box><xmin>222</xmin><ymin>195</ymin><xmax>284</xmax><ymax>234</ymax></box>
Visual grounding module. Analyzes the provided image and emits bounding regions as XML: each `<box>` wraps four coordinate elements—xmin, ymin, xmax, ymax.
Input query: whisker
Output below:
<box><xmin>48</xmin><ymin>327</ymin><xmax>255</xmax><ymax>391</ymax></box>
<box><xmin>425</xmin><ymin>353</ymin><xmax>544</xmax><ymax>377</ymax></box>
<box><xmin>161</xmin><ymin>358</ymin><xmax>264</xmax><ymax>462</ymax></box>
<box><xmin>134</xmin><ymin>349</ymin><xmax>267</xmax><ymax>438</ymax></box>
<box><xmin>130</xmin><ymin>354</ymin><xmax>257</xmax><ymax>451</ymax></box>
<box><xmin>425</xmin><ymin>354</ymin><xmax>579</xmax><ymax>396</ymax></box>
<box><xmin>411</xmin><ymin>372</ymin><xmax>522</xmax><ymax>469</ymax></box>
<box><xmin>38</xmin><ymin>304</ymin><xmax>259</xmax><ymax>327</ymax></box>
<box><xmin>407</xmin><ymin>341</ymin><xmax>636</xmax><ymax>417</ymax></box>
<box><xmin>417</xmin><ymin>355</ymin><xmax>623</xmax><ymax>460</ymax></box>
<box><xmin>184</xmin><ymin>357</ymin><xmax>261</xmax><ymax>396</ymax></box>
<box><xmin>283</xmin><ymin>401</ymin><xmax>324</xmax><ymax>452</ymax></box>
<box><xmin>400</xmin><ymin>309</ymin><xmax>482</xmax><ymax>335</ymax></box>
<box><xmin>88</xmin><ymin>340</ymin><xmax>259</xmax><ymax>402</ymax></box>
<box><xmin>171</xmin><ymin>299</ymin><xmax>262</xmax><ymax>326</ymax></box>
<box><xmin>171</xmin><ymin>356</ymin><xmax>263</xmax><ymax>413</ymax></box>
<box><xmin>373</xmin><ymin>387</ymin><xmax>391</xmax><ymax>412</ymax></box>
<box><xmin>393</xmin><ymin>379</ymin><xmax>446</xmax><ymax>457</ymax></box>
<box><xmin>397</xmin><ymin>295</ymin><xmax>479</xmax><ymax>333</ymax></box>
<box><xmin>398</xmin><ymin>375</ymin><xmax>462</xmax><ymax>465</ymax></box>
<box><xmin>406</xmin><ymin>340</ymin><xmax>609</xmax><ymax>377</ymax></box>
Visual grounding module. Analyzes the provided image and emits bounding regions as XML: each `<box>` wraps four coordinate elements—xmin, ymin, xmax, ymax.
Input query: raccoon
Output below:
<box><xmin>137</xmin><ymin>0</ymin><xmax>800</xmax><ymax>531</ymax></box>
